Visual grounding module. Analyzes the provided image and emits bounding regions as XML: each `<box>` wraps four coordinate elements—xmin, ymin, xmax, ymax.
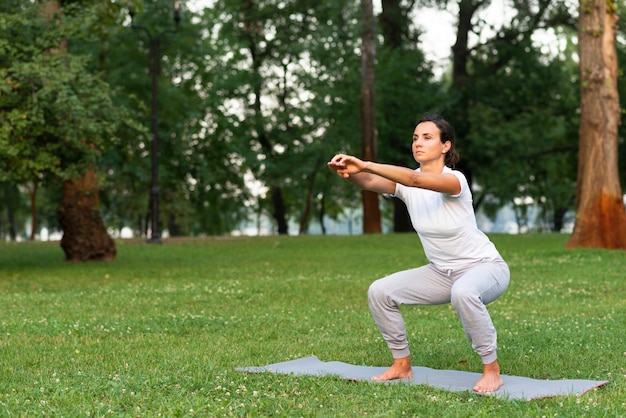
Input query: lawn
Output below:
<box><xmin>0</xmin><ymin>234</ymin><xmax>624</xmax><ymax>417</ymax></box>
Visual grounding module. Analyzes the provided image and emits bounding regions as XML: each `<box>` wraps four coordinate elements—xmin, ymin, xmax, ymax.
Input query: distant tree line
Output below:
<box><xmin>1</xmin><ymin>0</ymin><xmax>625</xmax><ymax>247</ymax></box>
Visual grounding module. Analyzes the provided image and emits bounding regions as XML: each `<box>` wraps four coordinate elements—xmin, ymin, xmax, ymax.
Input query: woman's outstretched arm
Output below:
<box><xmin>328</xmin><ymin>154</ymin><xmax>460</xmax><ymax>195</ymax></box>
<box><xmin>327</xmin><ymin>154</ymin><xmax>396</xmax><ymax>194</ymax></box>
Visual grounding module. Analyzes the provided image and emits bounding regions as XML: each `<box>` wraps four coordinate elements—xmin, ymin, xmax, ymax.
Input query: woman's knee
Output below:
<box><xmin>368</xmin><ymin>278</ymin><xmax>393</xmax><ymax>305</ymax></box>
<box><xmin>450</xmin><ymin>283</ymin><xmax>478</xmax><ymax>308</ymax></box>
<box><xmin>450</xmin><ymin>277</ymin><xmax>507</xmax><ymax>308</ymax></box>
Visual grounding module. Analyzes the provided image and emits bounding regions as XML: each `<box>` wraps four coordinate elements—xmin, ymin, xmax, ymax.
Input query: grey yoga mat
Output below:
<box><xmin>237</xmin><ymin>356</ymin><xmax>608</xmax><ymax>400</ymax></box>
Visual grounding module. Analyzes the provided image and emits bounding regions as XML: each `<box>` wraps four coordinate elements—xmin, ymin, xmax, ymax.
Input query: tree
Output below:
<box><xmin>69</xmin><ymin>0</ymin><xmax>246</xmax><ymax>238</ymax></box>
<box><xmin>378</xmin><ymin>0</ymin><xmax>440</xmax><ymax>232</ymax></box>
<box><xmin>466</xmin><ymin>28</ymin><xmax>580</xmax><ymax>232</ymax></box>
<box><xmin>566</xmin><ymin>0</ymin><xmax>626</xmax><ymax>249</ymax></box>
<box><xmin>0</xmin><ymin>1</ymin><xmax>137</xmax><ymax>258</ymax></box>
<box><xmin>297</xmin><ymin>1</ymin><xmax>363</xmax><ymax>233</ymax></box>
<box><xmin>360</xmin><ymin>0</ymin><xmax>382</xmax><ymax>233</ymax></box>
<box><xmin>199</xmin><ymin>0</ymin><xmax>364</xmax><ymax>235</ymax></box>
<box><xmin>47</xmin><ymin>0</ymin><xmax>117</xmax><ymax>260</ymax></box>
<box><xmin>421</xmin><ymin>0</ymin><xmax>582</xmax><ymax>232</ymax></box>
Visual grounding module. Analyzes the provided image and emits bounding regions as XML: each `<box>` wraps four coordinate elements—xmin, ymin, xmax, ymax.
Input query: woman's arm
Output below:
<box><xmin>328</xmin><ymin>154</ymin><xmax>460</xmax><ymax>195</ymax></box>
<box><xmin>328</xmin><ymin>155</ymin><xmax>396</xmax><ymax>194</ymax></box>
<box><xmin>363</xmin><ymin>161</ymin><xmax>461</xmax><ymax>195</ymax></box>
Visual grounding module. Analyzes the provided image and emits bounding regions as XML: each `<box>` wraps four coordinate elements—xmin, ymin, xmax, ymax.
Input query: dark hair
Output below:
<box><xmin>416</xmin><ymin>113</ymin><xmax>460</xmax><ymax>167</ymax></box>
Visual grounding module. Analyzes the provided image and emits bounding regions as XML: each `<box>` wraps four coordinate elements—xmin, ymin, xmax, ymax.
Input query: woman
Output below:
<box><xmin>327</xmin><ymin>113</ymin><xmax>510</xmax><ymax>393</ymax></box>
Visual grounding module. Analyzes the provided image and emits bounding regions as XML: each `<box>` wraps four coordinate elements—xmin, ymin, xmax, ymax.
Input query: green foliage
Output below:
<box><xmin>0</xmin><ymin>1</ymin><xmax>147</xmax><ymax>242</ymax></box>
<box><xmin>437</xmin><ymin>0</ymin><xmax>581</xmax><ymax>231</ymax></box>
<box><xmin>0</xmin><ymin>234</ymin><xmax>623</xmax><ymax>415</ymax></box>
<box><xmin>0</xmin><ymin>0</ymin><xmax>617</xmax><ymax>239</ymax></box>
<box><xmin>198</xmin><ymin>0</ymin><xmax>367</xmax><ymax>231</ymax></box>
<box><xmin>87</xmin><ymin>0</ymin><xmax>255</xmax><ymax>236</ymax></box>
<box><xmin>0</xmin><ymin>3</ymin><xmax>133</xmax><ymax>185</ymax></box>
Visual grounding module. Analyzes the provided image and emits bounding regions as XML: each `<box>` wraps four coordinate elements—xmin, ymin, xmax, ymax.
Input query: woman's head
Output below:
<box><xmin>416</xmin><ymin>113</ymin><xmax>459</xmax><ymax>167</ymax></box>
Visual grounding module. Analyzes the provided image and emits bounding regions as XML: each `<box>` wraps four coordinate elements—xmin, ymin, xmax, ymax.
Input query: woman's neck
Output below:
<box><xmin>418</xmin><ymin>160</ymin><xmax>445</xmax><ymax>174</ymax></box>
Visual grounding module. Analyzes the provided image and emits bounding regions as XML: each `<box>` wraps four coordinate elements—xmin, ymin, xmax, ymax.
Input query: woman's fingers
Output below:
<box><xmin>328</xmin><ymin>154</ymin><xmax>347</xmax><ymax>168</ymax></box>
<box><xmin>329</xmin><ymin>154</ymin><xmax>359</xmax><ymax>179</ymax></box>
<box><xmin>330</xmin><ymin>154</ymin><xmax>345</xmax><ymax>164</ymax></box>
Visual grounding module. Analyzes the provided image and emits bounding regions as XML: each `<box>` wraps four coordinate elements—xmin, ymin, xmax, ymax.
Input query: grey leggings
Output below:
<box><xmin>367</xmin><ymin>259</ymin><xmax>510</xmax><ymax>364</ymax></box>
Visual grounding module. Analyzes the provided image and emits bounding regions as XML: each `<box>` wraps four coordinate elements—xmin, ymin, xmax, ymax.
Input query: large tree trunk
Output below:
<box><xmin>360</xmin><ymin>0</ymin><xmax>382</xmax><ymax>234</ymax></box>
<box><xmin>58</xmin><ymin>166</ymin><xmax>116</xmax><ymax>261</ymax></box>
<box><xmin>566</xmin><ymin>0</ymin><xmax>626</xmax><ymax>249</ymax></box>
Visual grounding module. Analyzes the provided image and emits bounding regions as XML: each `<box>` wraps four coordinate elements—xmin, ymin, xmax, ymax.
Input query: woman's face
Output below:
<box><xmin>412</xmin><ymin>121</ymin><xmax>450</xmax><ymax>164</ymax></box>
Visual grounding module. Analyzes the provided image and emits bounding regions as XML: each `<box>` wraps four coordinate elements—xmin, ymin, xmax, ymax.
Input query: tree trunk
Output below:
<box><xmin>566</xmin><ymin>0</ymin><xmax>626</xmax><ymax>249</ymax></box>
<box><xmin>58</xmin><ymin>166</ymin><xmax>116</xmax><ymax>261</ymax></box>
<box><xmin>3</xmin><ymin>183</ymin><xmax>18</xmax><ymax>241</ymax></box>
<box><xmin>380</xmin><ymin>0</ymin><xmax>412</xmax><ymax>232</ymax></box>
<box><xmin>360</xmin><ymin>0</ymin><xmax>381</xmax><ymax>234</ymax></box>
<box><xmin>552</xmin><ymin>206</ymin><xmax>568</xmax><ymax>233</ymax></box>
<box><xmin>299</xmin><ymin>157</ymin><xmax>322</xmax><ymax>235</ymax></box>
<box><xmin>450</xmin><ymin>0</ymin><xmax>481</xmax><ymax>191</ymax></box>
<box><xmin>167</xmin><ymin>213</ymin><xmax>182</xmax><ymax>237</ymax></box>
<box><xmin>271</xmin><ymin>186</ymin><xmax>288</xmax><ymax>235</ymax></box>
<box><xmin>318</xmin><ymin>191</ymin><xmax>327</xmax><ymax>235</ymax></box>
<box><xmin>28</xmin><ymin>181</ymin><xmax>38</xmax><ymax>240</ymax></box>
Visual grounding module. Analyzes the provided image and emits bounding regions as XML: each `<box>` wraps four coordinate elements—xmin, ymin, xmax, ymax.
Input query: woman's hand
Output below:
<box><xmin>327</xmin><ymin>153</ymin><xmax>397</xmax><ymax>194</ymax></box>
<box><xmin>327</xmin><ymin>154</ymin><xmax>367</xmax><ymax>178</ymax></box>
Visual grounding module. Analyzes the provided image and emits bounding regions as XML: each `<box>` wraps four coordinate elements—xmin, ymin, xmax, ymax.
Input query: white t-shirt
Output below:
<box><xmin>393</xmin><ymin>166</ymin><xmax>501</xmax><ymax>271</ymax></box>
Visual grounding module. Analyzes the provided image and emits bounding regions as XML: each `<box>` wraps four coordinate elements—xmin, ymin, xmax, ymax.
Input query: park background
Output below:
<box><xmin>1</xmin><ymin>1</ymin><xmax>626</xmax><ymax>416</ymax></box>
<box><xmin>1</xmin><ymin>0</ymin><xmax>625</xmax><ymax>247</ymax></box>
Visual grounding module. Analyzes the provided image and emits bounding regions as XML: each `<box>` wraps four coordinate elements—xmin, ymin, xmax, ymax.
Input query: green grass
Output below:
<box><xmin>0</xmin><ymin>234</ymin><xmax>624</xmax><ymax>417</ymax></box>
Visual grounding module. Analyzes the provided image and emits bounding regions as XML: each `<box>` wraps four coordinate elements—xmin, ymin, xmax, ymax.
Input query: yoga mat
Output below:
<box><xmin>237</xmin><ymin>356</ymin><xmax>608</xmax><ymax>400</ymax></box>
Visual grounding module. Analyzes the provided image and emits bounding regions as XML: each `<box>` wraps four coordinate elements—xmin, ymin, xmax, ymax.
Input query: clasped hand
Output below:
<box><xmin>327</xmin><ymin>154</ymin><xmax>366</xmax><ymax>179</ymax></box>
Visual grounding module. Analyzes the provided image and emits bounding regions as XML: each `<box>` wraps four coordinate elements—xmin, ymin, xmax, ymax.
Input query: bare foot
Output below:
<box><xmin>473</xmin><ymin>360</ymin><xmax>503</xmax><ymax>393</ymax></box>
<box><xmin>371</xmin><ymin>356</ymin><xmax>413</xmax><ymax>381</ymax></box>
